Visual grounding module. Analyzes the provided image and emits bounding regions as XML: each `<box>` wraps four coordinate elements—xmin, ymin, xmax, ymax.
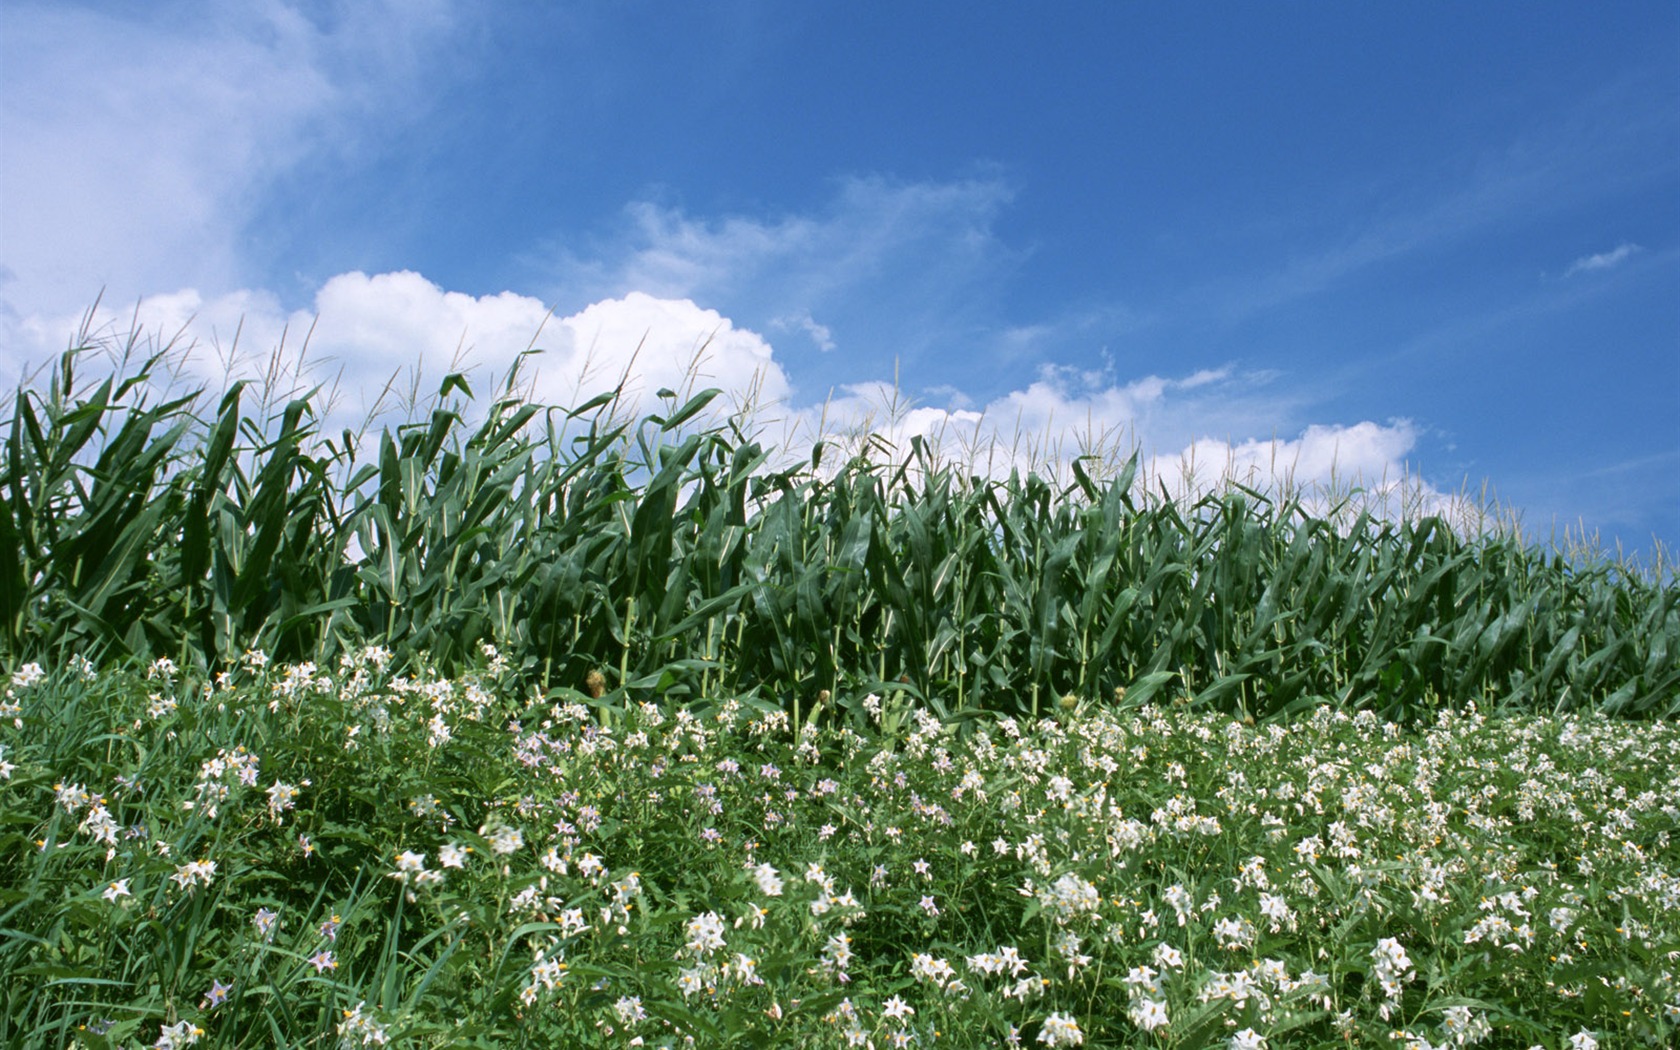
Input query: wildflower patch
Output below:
<box><xmin>0</xmin><ymin>656</ymin><xmax>1675</xmax><ymax>1047</ymax></box>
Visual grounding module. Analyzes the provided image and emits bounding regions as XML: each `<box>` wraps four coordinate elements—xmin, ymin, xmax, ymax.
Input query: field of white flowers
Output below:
<box><xmin>1</xmin><ymin>650</ymin><xmax>1675</xmax><ymax>1049</ymax></box>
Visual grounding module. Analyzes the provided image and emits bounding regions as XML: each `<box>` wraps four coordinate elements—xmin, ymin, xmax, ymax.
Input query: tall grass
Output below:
<box><xmin>1</xmin><ymin>334</ymin><xmax>1674</xmax><ymax>721</ymax></box>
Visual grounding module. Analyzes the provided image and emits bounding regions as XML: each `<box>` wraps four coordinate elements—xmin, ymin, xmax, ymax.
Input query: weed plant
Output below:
<box><xmin>1</xmin><ymin>654</ymin><xmax>1675</xmax><ymax>1048</ymax></box>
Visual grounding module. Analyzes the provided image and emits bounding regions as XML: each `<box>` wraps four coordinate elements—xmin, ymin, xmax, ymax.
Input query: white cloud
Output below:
<box><xmin>1563</xmin><ymin>242</ymin><xmax>1643</xmax><ymax>278</ymax></box>
<box><xmin>783</xmin><ymin>355</ymin><xmax>1455</xmax><ymax>524</ymax></box>
<box><xmin>549</xmin><ymin>291</ymin><xmax>790</xmax><ymax>414</ymax></box>
<box><xmin>1177</xmin><ymin>367</ymin><xmax>1232</xmax><ymax>390</ymax></box>
<box><xmin>20</xmin><ymin>272</ymin><xmax>790</xmax><ymax>431</ymax></box>
<box><xmin>545</xmin><ymin>175</ymin><xmax>1020</xmax><ymax>367</ymax></box>
<box><xmin>604</xmin><ymin>176</ymin><xmax>1014</xmax><ymax>301</ymax></box>
<box><xmin>771</xmin><ymin>311</ymin><xmax>837</xmax><ymax>352</ymax></box>
<box><xmin>1153</xmin><ymin>420</ymin><xmax>1419</xmax><ymax>499</ymax></box>
<box><xmin>0</xmin><ymin>1</ymin><xmax>457</xmax><ymax>324</ymax></box>
<box><xmin>1014</xmin><ymin>385</ymin><xmax>1427</xmax><ymax>504</ymax></box>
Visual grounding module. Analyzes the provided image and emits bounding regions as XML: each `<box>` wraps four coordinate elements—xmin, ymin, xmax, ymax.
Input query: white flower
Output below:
<box><xmin>1123</xmin><ymin>964</ymin><xmax>1161</xmax><ymax>995</ymax></box>
<box><xmin>1371</xmin><ymin>936</ymin><xmax>1414</xmax><ymax>984</ymax></box>
<box><xmin>391</xmin><ymin>850</ymin><xmax>428</xmax><ymax>885</ymax></box>
<box><xmin>79</xmin><ymin>804</ymin><xmax>120</xmax><ymax>845</ymax></box>
<box><xmin>337</xmin><ymin>1001</ymin><xmax>391</xmax><ymax>1046</ymax></box>
<box><xmin>54</xmin><ymin>782</ymin><xmax>91</xmax><ymax>813</ymax></box>
<box><xmin>525</xmin><ymin>947</ymin><xmax>567</xmax><ymax>998</ymax></box>
<box><xmin>427</xmin><ymin>713</ymin><xmax>452</xmax><ymax>747</ymax></box>
<box><xmin>733</xmin><ymin>952</ymin><xmax>764</xmax><ymax>986</ymax></box>
<box><xmin>1129</xmin><ymin>998</ymin><xmax>1168</xmax><ymax>1032</ymax></box>
<box><xmin>911</xmin><ymin>952</ymin><xmax>958</xmax><ymax>989</ymax></box>
<box><xmin>684</xmin><ymin>911</ymin><xmax>727</xmax><ymax>956</ymax></box>
<box><xmin>265</xmin><ymin>780</ymin><xmax>300</xmax><ymax>820</ymax></box>
<box><xmin>1164</xmin><ymin>883</ymin><xmax>1194</xmax><ymax>924</ymax></box>
<box><xmin>675</xmin><ymin>966</ymin><xmax>705</xmax><ymax>999</ymax></box>
<box><xmin>1038</xmin><ymin>871</ymin><xmax>1100</xmax><ymax>919</ymax></box>
<box><xmin>1258</xmin><ymin>891</ymin><xmax>1295</xmax><ymax>929</ymax></box>
<box><xmin>822</xmin><ymin>932</ymin><xmax>853</xmax><ymax>979</ymax></box>
<box><xmin>485</xmin><ymin>823</ymin><xmax>523</xmax><ymax>855</ymax></box>
<box><xmin>614</xmin><ymin>995</ymin><xmax>647</xmax><ymax>1025</ymax></box>
<box><xmin>1037</xmin><ymin>1011</ymin><xmax>1084</xmax><ymax>1046</ymax></box>
<box><xmin>1229</xmin><ymin>1029</ymin><xmax>1266</xmax><ymax>1050</ymax></box>
<box><xmin>153</xmin><ymin>1019</ymin><xmax>203</xmax><ymax>1048</ymax></box>
<box><xmin>11</xmin><ymin>662</ymin><xmax>45</xmax><ymax>688</ymax></box>
<box><xmin>170</xmin><ymin>858</ymin><xmax>217</xmax><ymax>889</ymax></box>
<box><xmin>1440</xmin><ymin>1005</ymin><xmax>1491</xmax><ymax>1045</ymax></box>
<box><xmin>252</xmin><ymin>907</ymin><xmax>279</xmax><ymax>938</ymax></box>
<box><xmin>1212</xmin><ymin>915</ymin><xmax>1256</xmax><ymax>949</ymax></box>
<box><xmin>751</xmin><ymin>862</ymin><xmax>784</xmax><ymax>896</ymax></box>
<box><xmin>1568</xmin><ymin>1032</ymin><xmax>1597</xmax><ymax>1050</ymax></box>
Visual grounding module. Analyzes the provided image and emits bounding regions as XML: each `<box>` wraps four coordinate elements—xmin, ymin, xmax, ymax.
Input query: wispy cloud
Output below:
<box><xmin>770</xmin><ymin>311</ymin><xmax>836</xmax><ymax>352</ymax></box>
<box><xmin>0</xmin><ymin>1</ymin><xmax>459</xmax><ymax>322</ymax></box>
<box><xmin>1563</xmin><ymin>242</ymin><xmax>1643</xmax><ymax>278</ymax></box>
<box><xmin>615</xmin><ymin>176</ymin><xmax>1016</xmax><ymax>303</ymax></box>
<box><xmin>539</xmin><ymin>174</ymin><xmax>1022</xmax><ymax>377</ymax></box>
<box><xmin>1191</xmin><ymin>72</ymin><xmax>1675</xmax><ymax>323</ymax></box>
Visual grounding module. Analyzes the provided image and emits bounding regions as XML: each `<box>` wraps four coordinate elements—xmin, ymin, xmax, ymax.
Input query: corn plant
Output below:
<box><xmin>1</xmin><ymin>337</ymin><xmax>1674</xmax><ymax>721</ymax></box>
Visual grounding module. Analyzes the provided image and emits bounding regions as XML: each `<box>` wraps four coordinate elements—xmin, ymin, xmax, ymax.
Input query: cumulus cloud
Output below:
<box><xmin>1562</xmin><ymin>242</ymin><xmax>1643</xmax><ymax>278</ymax></box>
<box><xmin>19</xmin><ymin>272</ymin><xmax>790</xmax><ymax>431</ymax></box>
<box><xmin>1150</xmin><ymin>421</ymin><xmax>1424</xmax><ymax>503</ymax></box>
<box><xmin>786</xmin><ymin>355</ymin><xmax>1451</xmax><ymax>522</ymax></box>
<box><xmin>549</xmin><ymin>292</ymin><xmax>791</xmax><ymax>413</ymax></box>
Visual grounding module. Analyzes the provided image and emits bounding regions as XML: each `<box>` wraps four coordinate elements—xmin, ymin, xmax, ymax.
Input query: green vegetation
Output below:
<box><xmin>1</xmin><ymin>656</ymin><xmax>1676</xmax><ymax>1048</ymax></box>
<box><xmin>0</xmin><ymin>338</ymin><xmax>1674</xmax><ymax>724</ymax></box>
<box><xmin>0</xmin><ymin>330</ymin><xmax>1674</xmax><ymax>1047</ymax></box>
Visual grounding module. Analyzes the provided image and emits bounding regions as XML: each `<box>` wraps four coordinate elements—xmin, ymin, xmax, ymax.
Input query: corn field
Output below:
<box><xmin>1</xmin><ymin>341</ymin><xmax>1674</xmax><ymax>721</ymax></box>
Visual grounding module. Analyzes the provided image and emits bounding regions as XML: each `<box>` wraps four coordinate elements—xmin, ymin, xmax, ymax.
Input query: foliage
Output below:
<box><xmin>1</xmin><ymin>341</ymin><xmax>1673</xmax><ymax>723</ymax></box>
<box><xmin>0</xmin><ymin>657</ymin><xmax>1674</xmax><ymax>1048</ymax></box>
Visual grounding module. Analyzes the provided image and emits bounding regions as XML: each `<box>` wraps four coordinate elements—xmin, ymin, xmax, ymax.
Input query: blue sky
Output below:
<box><xmin>3</xmin><ymin>2</ymin><xmax>1676</xmax><ymax>564</ymax></box>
